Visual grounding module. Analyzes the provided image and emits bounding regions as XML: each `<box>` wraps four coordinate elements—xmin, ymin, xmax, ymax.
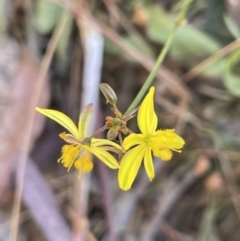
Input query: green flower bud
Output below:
<box><xmin>107</xmin><ymin>127</ymin><xmax>118</xmax><ymax>140</ymax></box>
<box><xmin>100</xmin><ymin>83</ymin><xmax>117</xmax><ymax>104</ymax></box>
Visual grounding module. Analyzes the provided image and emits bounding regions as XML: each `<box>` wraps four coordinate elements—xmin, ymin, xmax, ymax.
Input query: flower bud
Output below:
<box><xmin>107</xmin><ymin>127</ymin><xmax>118</xmax><ymax>140</ymax></box>
<box><xmin>100</xmin><ymin>83</ymin><xmax>117</xmax><ymax>104</ymax></box>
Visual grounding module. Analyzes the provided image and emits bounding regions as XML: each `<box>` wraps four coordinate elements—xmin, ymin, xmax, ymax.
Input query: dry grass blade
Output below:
<box><xmin>182</xmin><ymin>39</ymin><xmax>240</xmax><ymax>82</ymax></box>
<box><xmin>160</xmin><ymin>220</ymin><xmax>194</xmax><ymax>241</ymax></box>
<box><xmin>154</xmin><ymin>93</ymin><xmax>203</xmax><ymax>131</ymax></box>
<box><xmin>70</xmin><ymin>11</ymin><xmax>105</xmax><ymax>240</ymax></box>
<box><xmin>211</xmin><ymin>132</ymin><xmax>240</xmax><ymax>222</ymax></box>
<box><xmin>102</xmin><ymin>0</ymin><xmax>153</xmax><ymax>57</ymax></box>
<box><xmin>140</xmin><ymin>166</ymin><xmax>209</xmax><ymax>241</ymax></box>
<box><xmin>10</xmin><ymin>11</ymin><xmax>69</xmax><ymax>241</ymax></box>
<box><xmin>0</xmin><ymin>37</ymin><xmax>20</xmax><ymax>198</ymax></box>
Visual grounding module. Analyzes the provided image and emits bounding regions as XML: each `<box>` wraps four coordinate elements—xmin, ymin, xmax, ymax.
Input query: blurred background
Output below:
<box><xmin>1</xmin><ymin>0</ymin><xmax>240</xmax><ymax>240</ymax></box>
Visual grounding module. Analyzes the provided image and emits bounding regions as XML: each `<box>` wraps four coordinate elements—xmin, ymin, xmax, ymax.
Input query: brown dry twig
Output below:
<box><xmin>182</xmin><ymin>39</ymin><xmax>240</xmax><ymax>82</ymax></box>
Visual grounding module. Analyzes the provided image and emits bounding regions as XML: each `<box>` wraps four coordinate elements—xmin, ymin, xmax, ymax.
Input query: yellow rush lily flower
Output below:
<box><xmin>35</xmin><ymin>104</ymin><xmax>121</xmax><ymax>176</ymax></box>
<box><xmin>118</xmin><ymin>87</ymin><xmax>185</xmax><ymax>190</ymax></box>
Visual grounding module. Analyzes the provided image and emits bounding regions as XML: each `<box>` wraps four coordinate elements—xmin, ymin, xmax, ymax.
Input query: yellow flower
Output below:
<box><xmin>118</xmin><ymin>87</ymin><xmax>185</xmax><ymax>190</ymax></box>
<box><xmin>35</xmin><ymin>104</ymin><xmax>121</xmax><ymax>176</ymax></box>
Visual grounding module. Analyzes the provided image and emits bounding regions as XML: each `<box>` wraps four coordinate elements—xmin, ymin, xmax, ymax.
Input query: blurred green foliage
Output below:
<box><xmin>34</xmin><ymin>0</ymin><xmax>62</xmax><ymax>34</ymax></box>
<box><xmin>224</xmin><ymin>49</ymin><xmax>240</xmax><ymax>97</ymax></box>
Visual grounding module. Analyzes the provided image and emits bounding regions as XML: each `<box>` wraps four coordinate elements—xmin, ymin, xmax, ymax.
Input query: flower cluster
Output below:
<box><xmin>35</xmin><ymin>85</ymin><xmax>185</xmax><ymax>190</ymax></box>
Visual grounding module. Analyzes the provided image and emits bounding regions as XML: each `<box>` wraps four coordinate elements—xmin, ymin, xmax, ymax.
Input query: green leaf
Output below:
<box><xmin>146</xmin><ymin>6</ymin><xmax>174</xmax><ymax>43</ymax></box>
<box><xmin>128</xmin><ymin>33</ymin><xmax>154</xmax><ymax>57</ymax></box>
<box><xmin>202</xmin><ymin>59</ymin><xmax>226</xmax><ymax>78</ymax></box>
<box><xmin>172</xmin><ymin>25</ymin><xmax>221</xmax><ymax>59</ymax></box>
<box><xmin>35</xmin><ymin>107</ymin><xmax>80</xmax><ymax>138</ymax></box>
<box><xmin>104</xmin><ymin>35</ymin><xmax>153</xmax><ymax>59</ymax></box>
<box><xmin>223</xmin><ymin>49</ymin><xmax>240</xmax><ymax>97</ymax></box>
<box><xmin>34</xmin><ymin>0</ymin><xmax>62</xmax><ymax>34</ymax></box>
<box><xmin>78</xmin><ymin>104</ymin><xmax>93</xmax><ymax>138</ymax></box>
<box><xmin>145</xmin><ymin>5</ymin><xmax>221</xmax><ymax>59</ymax></box>
<box><xmin>223</xmin><ymin>14</ymin><xmax>240</xmax><ymax>39</ymax></box>
<box><xmin>175</xmin><ymin>0</ymin><xmax>196</xmax><ymax>24</ymax></box>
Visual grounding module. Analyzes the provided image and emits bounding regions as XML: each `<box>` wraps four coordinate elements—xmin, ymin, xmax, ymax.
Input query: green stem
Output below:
<box><xmin>124</xmin><ymin>0</ymin><xmax>195</xmax><ymax>116</ymax></box>
<box><xmin>124</xmin><ymin>25</ymin><xmax>177</xmax><ymax>115</ymax></box>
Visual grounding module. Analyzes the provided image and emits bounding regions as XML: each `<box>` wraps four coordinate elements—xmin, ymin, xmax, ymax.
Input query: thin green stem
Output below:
<box><xmin>124</xmin><ymin>25</ymin><xmax>177</xmax><ymax>115</ymax></box>
<box><xmin>124</xmin><ymin>0</ymin><xmax>195</xmax><ymax>116</ymax></box>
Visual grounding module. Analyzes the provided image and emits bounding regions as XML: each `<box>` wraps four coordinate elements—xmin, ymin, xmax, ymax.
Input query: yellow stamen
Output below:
<box><xmin>148</xmin><ymin>129</ymin><xmax>185</xmax><ymax>161</ymax></box>
<box><xmin>58</xmin><ymin>145</ymin><xmax>81</xmax><ymax>170</ymax></box>
<box><xmin>74</xmin><ymin>148</ymin><xmax>93</xmax><ymax>173</ymax></box>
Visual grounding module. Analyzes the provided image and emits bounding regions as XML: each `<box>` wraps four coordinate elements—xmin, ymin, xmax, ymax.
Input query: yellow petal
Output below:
<box><xmin>123</xmin><ymin>133</ymin><xmax>145</xmax><ymax>150</ymax></box>
<box><xmin>118</xmin><ymin>144</ymin><xmax>145</xmax><ymax>191</ymax></box>
<box><xmin>137</xmin><ymin>87</ymin><xmax>157</xmax><ymax>136</ymax></box>
<box><xmin>78</xmin><ymin>103</ymin><xmax>93</xmax><ymax>138</ymax></box>
<box><xmin>91</xmin><ymin>138</ymin><xmax>122</xmax><ymax>150</ymax></box>
<box><xmin>35</xmin><ymin>107</ymin><xmax>80</xmax><ymax>139</ymax></box>
<box><xmin>59</xmin><ymin>132</ymin><xmax>82</xmax><ymax>144</ymax></box>
<box><xmin>87</xmin><ymin>146</ymin><xmax>119</xmax><ymax>169</ymax></box>
<box><xmin>143</xmin><ymin>147</ymin><xmax>154</xmax><ymax>180</ymax></box>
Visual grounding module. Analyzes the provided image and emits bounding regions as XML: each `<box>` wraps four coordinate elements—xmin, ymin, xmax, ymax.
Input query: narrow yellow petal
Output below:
<box><xmin>78</xmin><ymin>103</ymin><xmax>93</xmax><ymax>138</ymax></box>
<box><xmin>35</xmin><ymin>107</ymin><xmax>80</xmax><ymax>139</ymax></box>
<box><xmin>137</xmin><ymin>87</ymin><xmax>157</xmax><ymax>136</ymax></box>
<box><xmin>91</xmin><ymin>138</ymin><xmax>122</xmax><ymax>150</ymax></box>
<box><xmin>118</xmin><ymin>144</ymin><xmax>145</xmax><ymax>191</ymax></box>
<box><xmin>143</xmin><ymin>147</ymin><xmax>155</xmax><ymax>181</ymax></box>
<box><xmin>123</xmin><ymin>133</ymin><xmax>145</xmax><ymax>150</ymax></box>
<box><xmin>88</xmin><ymin>146</ymin><xmax>119</xmax><ymax>169</ymax></box>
